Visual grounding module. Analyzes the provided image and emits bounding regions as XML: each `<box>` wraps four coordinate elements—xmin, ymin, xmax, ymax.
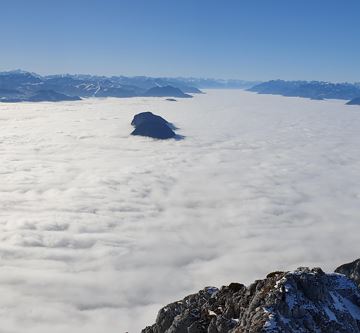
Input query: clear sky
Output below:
<box><xmin>1</xmin><ymin>0</ymin><xmax>359</xmax><ymax>82</ymax></box>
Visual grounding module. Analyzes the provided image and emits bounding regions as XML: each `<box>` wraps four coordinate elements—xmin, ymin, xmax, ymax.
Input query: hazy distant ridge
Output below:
<box><xmin>249</xmin><ymin>79</ymin><xmax>360</xmax><ymax>101</ymax></box>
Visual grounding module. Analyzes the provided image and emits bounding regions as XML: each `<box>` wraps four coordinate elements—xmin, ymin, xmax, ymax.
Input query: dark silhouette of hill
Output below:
<box><xmin>130</xmin><ymin>112</ymin><xmax>178</xmax><ymax>139</ymax></box>
<box><xmin>144</xmin><ymin>86</ymin><xmax>192</xmax><ymax>98</ymax></box>
<box><xmin>346</xmin><ymin>97</ymin><xmax>360</xmax><ymax>105</ymax></box>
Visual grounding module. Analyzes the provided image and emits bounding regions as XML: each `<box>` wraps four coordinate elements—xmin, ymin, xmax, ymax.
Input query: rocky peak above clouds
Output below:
<box><xmin>336</xmin><ymin>259</ymin><xmax>360</xmax><ymax>287</ymax></box>
<box><xmin>142</xmin><ymin>260</ymin><xmax>360</xmax><ymax>333</ymax></box>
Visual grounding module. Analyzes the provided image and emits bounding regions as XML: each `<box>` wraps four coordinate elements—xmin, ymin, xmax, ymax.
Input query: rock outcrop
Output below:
<box><xmin>131</xmin><ymin>112</ymin><xmax>177</xmax><ymax>139</ymax></box>
<box><xmin>142</xmin><ymin>261</ymin><xmax>360</xmax><ymax>333</ymax></box>
<box><xmin>336</xmin><ymin>259</ymin><xmax>360</xmax><ymax>287</ymax></box>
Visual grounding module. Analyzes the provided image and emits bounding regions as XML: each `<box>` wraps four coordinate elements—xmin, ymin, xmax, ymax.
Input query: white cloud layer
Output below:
<box><xmin>0</xmin><ymin>90</ymin><xmax>359</xmax><ymax>332</ymax></box>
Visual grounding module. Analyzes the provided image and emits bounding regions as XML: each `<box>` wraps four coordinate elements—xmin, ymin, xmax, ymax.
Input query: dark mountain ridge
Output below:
<box><xmin>144</xmin><ymin>85</ymin><xmax>192</xmax><ymax>98</ymax></box>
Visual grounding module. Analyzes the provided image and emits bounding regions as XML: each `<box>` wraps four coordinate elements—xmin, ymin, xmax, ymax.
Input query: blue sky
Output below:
<box><xmin>1</xmin><ymin>0</ymin><xmax>359</xmax><ymax>81</ymax></box>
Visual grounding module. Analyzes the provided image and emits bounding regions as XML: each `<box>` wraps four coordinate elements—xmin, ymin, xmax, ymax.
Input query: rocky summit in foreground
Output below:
<box><xmin>142</xmin><ymin>259</ymin><xmax>360</xmax><ymax>333</ymax></box>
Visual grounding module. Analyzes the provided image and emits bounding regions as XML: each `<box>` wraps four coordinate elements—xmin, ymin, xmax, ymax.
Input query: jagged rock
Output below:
<box><xmin>336</xmin><ymin>259</ymin><xmax>360</xmax><ymax>287</ymax></box>
<box><xmin>131</xmin><ymin>112</ymin><xmax>176</xmax><ymax>139</ymax></box>
<box><xmin>142</xmin><ymin>266</ymin><xmax>360</xmax><ymax>333</ymax></box>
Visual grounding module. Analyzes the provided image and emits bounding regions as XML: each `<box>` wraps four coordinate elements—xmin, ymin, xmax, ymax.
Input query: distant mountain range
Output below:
<box><xmin>248</xmin><ymin>80</ymin><xmax>360</xmax><ymax>102</ymax></box>
<box><xmin>0</xmin><ymin>70</ymin><xmax>258</xmax><ymax>102</ymax></box>
<box><xmin>4</xmin><ymin>71</ymin><xmax>358</xmax><ymax>104</ymax></box>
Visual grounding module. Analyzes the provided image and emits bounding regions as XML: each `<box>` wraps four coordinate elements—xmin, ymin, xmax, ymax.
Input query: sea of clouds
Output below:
<box><xmin>0</xmin><ymin>90</ymin><xmax>359</xmax><ymax>332</ymax></box>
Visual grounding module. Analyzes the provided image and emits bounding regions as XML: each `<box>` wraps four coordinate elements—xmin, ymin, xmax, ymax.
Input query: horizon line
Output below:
<box><xmin>0</xmin><ymin>68</ymin><xmax>359</xmax><ymax>85</ymax></box>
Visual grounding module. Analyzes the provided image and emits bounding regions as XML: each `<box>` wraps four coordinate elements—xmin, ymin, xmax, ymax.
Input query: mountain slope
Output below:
<box><xmin>347</xmin><ymin>97</ymin><xmax>360</xmax><ymax>105</ymax></box>
<box><xmin>144</xmin><ymin>85</ymin><xmax>192</xmax><ymax>98</ymax></box>
<box><xmin>336</xmin><ymin>259</ymin><xmax>360</xmax><ymax>287</ymax></box>
<box><xmin>27</xmin><ymin>90</ymin><xmax>81</xmax><ymax>102</ymax></box>
<box><xmin>143</xmin><ymin>261</ymin><xmax>360</xmax><ymax>333</ymax></box>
